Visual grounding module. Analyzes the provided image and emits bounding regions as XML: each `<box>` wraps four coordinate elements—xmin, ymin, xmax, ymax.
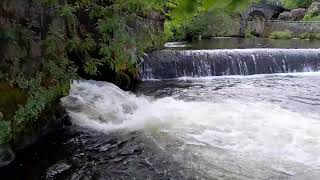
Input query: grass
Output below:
<box><xmin>303</xmin><ymin>15</ymin><xmax>320</xmax><ymax>21</ymax></box>
<box><xmin>269</xmin><ymin>30</ymin><xmax>293</xmax><ymax>39</ymax></box>
<box><xmin>300</xmin><ymin>32</ymin><xmax>320</xmax><ymax>40</ymax></box>
<box><xmin>0</xmin><ymin>82</ymin><xmax>28</xmax><ymax>144</ymax></box>
<box><xmin>245</xmin><ymin>28</ymin><xmax>256</xmax><ymax>38</ymax></box>
<box><xmin>0</xmin><ymin>82</ymin><xmax>28</xmax><ymax>121</ymax></box>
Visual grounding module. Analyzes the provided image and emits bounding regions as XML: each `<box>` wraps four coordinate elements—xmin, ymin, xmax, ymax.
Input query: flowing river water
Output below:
<box><xmin>2</xmin><ymin>38</ymin><xmax>320</xmax><ymax>179</ymax></box>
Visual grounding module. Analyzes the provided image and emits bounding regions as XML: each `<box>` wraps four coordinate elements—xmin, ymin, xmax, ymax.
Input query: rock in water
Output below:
<box><xmin>0</xmin><ymin>145</ymin><xmax>15</xmax><ymax>167</ymax></box>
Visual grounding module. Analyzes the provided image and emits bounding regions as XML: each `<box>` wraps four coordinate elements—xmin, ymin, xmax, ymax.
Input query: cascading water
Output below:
<box><xmin>141</xmin><ymin>49</ymin><xmax>320</xmax><ymax>79</ymax></box>
<box><xmin>61</xmin><ymin>72</ymin><xmax>320</xmax><ymax>179</ymax></box>
<box><xmin>43</xmin><ymin>47</ymin><xmax>319</xmax><ymax>179</ymax></box>
<box><xmin>3</xmin><ymin>39</ymin><xmax>320</xmax><ymax>179</ymax></box>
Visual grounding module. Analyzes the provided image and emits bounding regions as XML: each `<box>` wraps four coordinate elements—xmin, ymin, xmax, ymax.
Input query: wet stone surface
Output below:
<box><xmin>46</xmin><ymin>162</ymin><xmax>71</xmax><ymax>179</ymax></box>
<box><xmin>0</xmin><ymin>145</ymin><xmax>15</xmax><ymax>168</ymax></box>
<box><xmin>0</xmin><ymin>126</ymin><xmax>200</xmax><ymax>180</ymax></box>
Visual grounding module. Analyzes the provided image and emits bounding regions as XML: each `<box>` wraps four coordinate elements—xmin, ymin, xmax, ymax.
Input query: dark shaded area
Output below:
<box><xmin>0</xmin><ymin>82</ymin><xmax>28</xmax><ymax>121</ymax></box>
<box><xmin>0</xmin><ymin>126</ymin><xmax>198</xmax><ymax>180</ymax></box>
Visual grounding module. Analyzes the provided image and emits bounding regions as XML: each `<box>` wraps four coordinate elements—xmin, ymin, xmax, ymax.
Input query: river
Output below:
<box><xmin>164</xmin><ymin>37</ymin><xmax>320</xmax><ymax>50</ymax></box>
<box><xmin>1</xmin><ymin>38</ymin><xmax>320</xmax><ymax>180</ymax></box>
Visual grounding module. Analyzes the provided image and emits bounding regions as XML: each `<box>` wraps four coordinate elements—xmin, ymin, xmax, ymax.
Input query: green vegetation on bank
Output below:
<box><xmin>269</xmin><ymin>30</ymin><xmax>293</xmax><ymax>39</ymax></box>
<box><xmin>165</xmin><ymin>10</ymin><xmax>241</xmax><ymax>41</ymax></box>
<box><xmin>269</xmin><ymin>30</ymin><xmax>320</xmax><ymax>40</ymax></box>
<box><xmin>0</xmin><ymin>0</ymin><xmax>250</xmax><ymax>145</ymax></box>
<box><xmin>0</xmin><ymin>0</ymin><xmax>165</xmax><ymax>145</ymax></box>
<box><xmin>303</xmin><ymin>1</ymin><xmax>320</xmax><ymax>21</ymax></box>
<box><xmin>283</xmin><ymin>0</ymin><xmax>313</xmax><ymax>9</ymax></box>
<box><xmin>299</xmin><ymin>32</ymin><xmax>320</xmax><ymax>39</ymax></box>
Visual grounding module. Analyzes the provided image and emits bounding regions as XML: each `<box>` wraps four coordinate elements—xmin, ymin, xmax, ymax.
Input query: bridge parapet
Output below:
<box><xmin>258</xmin><ymin>0</ymin><xmax>283</xmax><ymax>6</ymax></box>
<box><xmin>267</xmin><ymin>20</ymin><xmax>320</xmax><ymax>24</ymax></box>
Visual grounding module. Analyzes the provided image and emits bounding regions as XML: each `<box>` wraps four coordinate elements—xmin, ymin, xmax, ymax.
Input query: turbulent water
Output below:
<box><xmin>3</xmin><ymin>43</ymin><xmax>320</xmax><ymax>179</ymax></box>
<box><xmin>60</xmin><ymin>71</ymin><xmax>320</xmax><ymax>179</ymax></box>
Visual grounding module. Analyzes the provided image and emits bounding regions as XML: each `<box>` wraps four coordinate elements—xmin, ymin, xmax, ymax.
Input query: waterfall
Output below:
<box><xmin>141</xmin><ymin>49</ymin><xmax>320</xmax><ymax>79</ymax></box>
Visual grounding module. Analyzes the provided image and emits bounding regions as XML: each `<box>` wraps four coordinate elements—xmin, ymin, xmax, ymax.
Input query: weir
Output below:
<box><xmin>141</xmin><ymin>49</ymin><xmax>320</xmax><ymax>79</ymax></box>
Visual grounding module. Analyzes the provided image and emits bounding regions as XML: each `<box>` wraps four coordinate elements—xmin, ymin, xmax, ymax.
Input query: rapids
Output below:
<box><xmin>60</xmin><ymin>72</ymin><xmax>320</xmax><ymax>179</ymax></box>
<box><xmin>3</xmin><ymin>38</ymin><xmax>320</xmax><ymax>179</ymax></box>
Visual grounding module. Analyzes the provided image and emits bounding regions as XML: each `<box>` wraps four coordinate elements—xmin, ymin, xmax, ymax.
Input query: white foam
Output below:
<box><xmin>164</xmin><ymin>42</ymin><xmax>188</xmax><ymax>48</ymax></box>
<box><xmin>174</xmin><ymin>71</ymin><xmax>320</xmax><ymax>81</ymax></box>
<box><xmin>61</xmin><ymin>80</ymin><xmax>320</xmax><ymax>170</ymax></box>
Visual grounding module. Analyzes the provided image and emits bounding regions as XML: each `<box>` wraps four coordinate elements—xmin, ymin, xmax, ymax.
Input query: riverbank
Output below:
<box><xmin>3</xmin><ymin>70</ymin><xmax>320</xmax><ymax>179</ymax></box>
<box><xmin>0</xmin><ymin>0</ymin><xmax>165</xmax><ymax>164</ymax></box>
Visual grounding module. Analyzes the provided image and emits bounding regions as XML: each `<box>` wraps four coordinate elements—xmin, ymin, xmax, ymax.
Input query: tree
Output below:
<box><xmin>282</xmin><ymin>0</ymin><xmax>314</xmax><ymax>9</ymax></box>
<box><xmin>165</xmin><ymin>0</ymin><xmax>253</xmax><ymax>40</ymax></box>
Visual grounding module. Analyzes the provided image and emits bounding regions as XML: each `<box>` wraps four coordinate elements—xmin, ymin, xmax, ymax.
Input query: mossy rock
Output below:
<box><xmin>0</xmin><ymin>82</ymin><xmax>28</xmax><ymax>121</ymax></box>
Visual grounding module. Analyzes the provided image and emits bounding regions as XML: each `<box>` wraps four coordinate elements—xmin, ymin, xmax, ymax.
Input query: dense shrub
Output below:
<box><xmin>0</xmin><ymin>0</ymin><xmax>166</xmax><ymax>145</ymax></box>
<box><xmin>269</xmin><ymin>30</ymin><xmax>294</xmax><ymax>39</ymax></box>
<box><xmin>0</xmin><ymin>0</ymin><xmax>251</xmax><ymax>145</ymax></box>
<box><xmin>303</xmin><ymin>2</ymin><xmax>320</xmax><ymax>21</ymax></box>
<box><xmin>165</xmin><ymin>10</ymin><xmax>240</xmax><ymax>41</ymax></box>
<box><xmin>300</xmin><ymin>32</ymin><xmax>320</xmax><ymax>40</ymax></box>
<box><xmin>245</xmin><ymin>28</ymin><xmax>256</xmax><ymax>38</ymax></box>
<box><xmin>283</xmin><ymin>0</ymin><xmax>314</xmax><ymax>9</ymax></box>
<box><xmin>0</xmin><ymin>120</ymin><xmax>11</xmax><ymax>144</ymax></box>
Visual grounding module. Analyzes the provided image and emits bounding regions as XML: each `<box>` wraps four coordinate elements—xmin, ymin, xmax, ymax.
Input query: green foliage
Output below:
<box><xmin>0</xmin><ymin>82</ymin><xmax>28</xmax><ymax>121</ymax></box>
<box><xmin>269</xmin><ymin>30</ymin><xmax>293</xmax><ymax>39</ymax></box>
<box><xmin>0</xmin><ymin>82</ymin><xmax>28</xmax><ymax>144</ymax></box>
<box><xmin>164</xmin><ymin>21</ymin><xmax>187</xmax><ymax>41</ymax></box>
<box><xmin>14</xmin><ymin>85</ymin><xmax>61</xmax><ymax>126</ymax></box>
<box><xmin>168</xmin><ymin>0</ymin><xmax>251</xmax><ymax>22</ymax></box>
<box><xmin>44</xmin><ymin>27</ymin><xmax>78</xmax><ymax>82</ymax></box>
<box><xmin>282</xmin><ymin>0</ymin><xmax>313</xmax><ymax>9</ymax></box>
<box><xmin>303</xmin><ymin>2</ymin><xmax>320</xmax><ymax>21</ymax></box>
<box><xmin>269</xmin><ymin>30</ymin><xmax>320</xmax><ymax>40</ymax></box>
<box><xmin>190</xmin><ymin>10</ymin><xmax>240</xmax><ymax>39</ymax></box>
<box><xmin>303</xmin><ymin>15</ymin><xmax>320</xmax><ymax>21</ymax></box>
<box><xmin>0</xmin><ymin>27</ymin><xmax>17</xmax><ymax>42</ymax></box>
<box><xmin>300</xmin><ymin>32</ymin><xmax>320</xmax><ymax>40</ymax></box>
<box><xmin>166</xmin><ymin>9</ymin><xmax>241</xmax><ymax>41</ymax></box>
<box><xmin>1</xmin><ymin>0</ymin><xmax>254</xmax><ymax>145</ymax></box>
<box><xmin>0</xmin><ymin>120</ymin><xmax>11</xmax><ymax>144</ymax></box>
<box><xmin>245</xmin><ymin>28</ymin><xmax>256</xmax><ymax>38</ymax></box>
<box><xmin>59</xmin><ymin>3</ymin><xmax>78</xmax><ymax>34</ymax></box>
<box><xmin>165</xmin><ymin>0</ymin><xmax>251</xmax><ymax>41</ymax></box>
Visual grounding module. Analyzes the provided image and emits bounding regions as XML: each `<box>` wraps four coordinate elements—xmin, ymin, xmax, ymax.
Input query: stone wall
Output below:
<box><xmin>0</xmin><ymin>1</ymin><xmax>165</xmax><ymax>77</ymax></box>
<box><xmin>0</xmin><ymin>0</ymin><xmax>64</xmax><ymax>77</ymax></box>
<box><xmin>135</xmin><ymin>11</ymin><xmax>165</xmax><ymax>32</ymax></box>
<box><xmin>0</xmin><ymin>0</ymin><xmax>165</xmax><ymax>164</ymax></box>
<box><xmin>264</xmin><ymin>20</ymin><xmax>320</xmax><ymax>37</ymax></box>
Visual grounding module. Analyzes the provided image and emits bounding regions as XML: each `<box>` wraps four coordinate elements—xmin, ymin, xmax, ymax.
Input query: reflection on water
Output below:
<box><xmin>165</xmin><ymin>37</ymin><xmax>320</xmax><ymax>50</ymax></box>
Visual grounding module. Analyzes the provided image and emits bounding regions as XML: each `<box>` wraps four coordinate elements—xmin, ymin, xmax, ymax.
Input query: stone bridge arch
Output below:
<box><xmin>247</xmin><ymin>10</ymin><xmax>267</xmax><ymax>36</ymax></box>
<box><xmin>240</xmin><ymin>3</ymin><xmax>285</xmax><ymax>37</ymax></box>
